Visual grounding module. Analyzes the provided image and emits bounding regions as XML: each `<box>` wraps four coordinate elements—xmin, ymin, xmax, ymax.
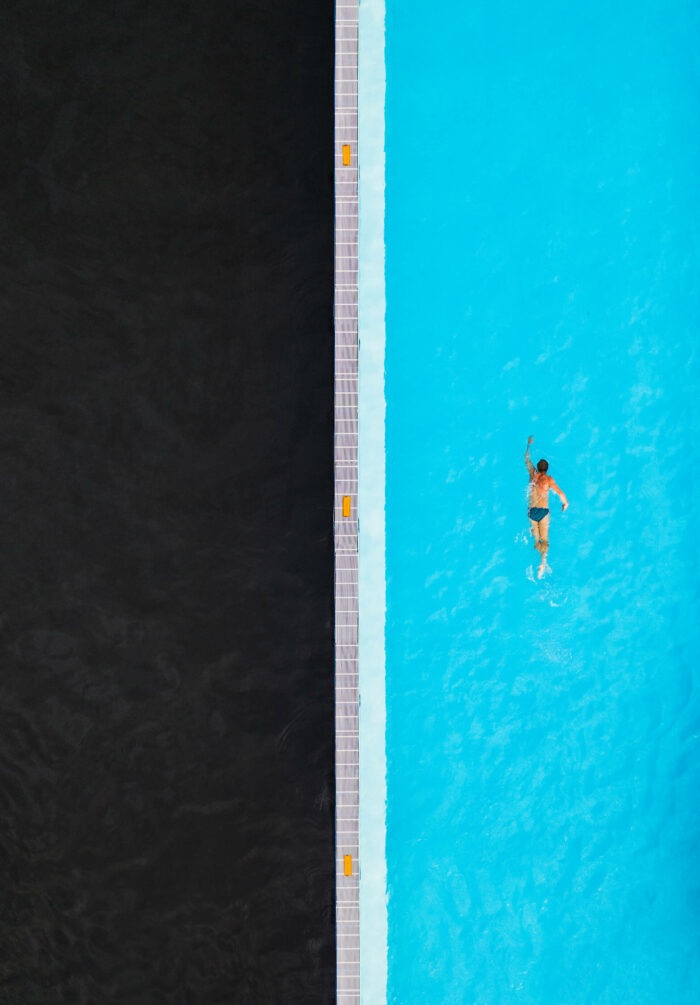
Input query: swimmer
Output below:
<box><xmin>525</xmin><ymin>436</ymin><xmax>569</xmax><ymax>579</ymax></box>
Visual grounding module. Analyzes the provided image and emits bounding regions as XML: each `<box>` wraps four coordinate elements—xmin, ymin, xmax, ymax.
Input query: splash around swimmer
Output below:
<box><xmin>525</xmin><ymin>436</ymin><xmax>569</xmax><ymax>579</ymax></box>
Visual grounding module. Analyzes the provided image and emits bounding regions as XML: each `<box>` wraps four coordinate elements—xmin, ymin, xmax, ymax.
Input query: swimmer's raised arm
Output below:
<box><xmin>524</xmin><ymin>436</ymin><xmax>535</xmax><ymax>475</ymax></box>
<box><xmin>549</xmin><ymin>478</ymin><xmax>569</xmax><ymax>511</ymax></box>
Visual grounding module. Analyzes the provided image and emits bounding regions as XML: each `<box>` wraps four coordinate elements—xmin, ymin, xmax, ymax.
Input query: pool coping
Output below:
<box><xmin>357</xmin><ymin>0</ymin><xmax>387</xmax><ymax>1003</ymax></box>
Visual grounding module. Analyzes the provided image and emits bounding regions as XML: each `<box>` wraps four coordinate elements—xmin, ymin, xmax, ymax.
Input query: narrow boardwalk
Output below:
<box><xmin>334</xmin><ymin>0</ymin><xmax>360</xmax><ymax>1000</ymax></box>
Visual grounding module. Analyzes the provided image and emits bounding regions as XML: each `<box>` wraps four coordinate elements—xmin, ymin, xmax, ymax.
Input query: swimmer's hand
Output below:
<box><xmin>527</xmin><ymin>436</ymin><xmax>534</xmax><ymax>445</ymax></box>
<box><xmin>562</xmin><ymin>501</ymin><xmax>569</xmax><ymax>512</ymax></box>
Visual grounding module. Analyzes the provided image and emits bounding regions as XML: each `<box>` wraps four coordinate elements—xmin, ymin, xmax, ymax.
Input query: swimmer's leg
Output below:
<box><xmin>537</xmin><ymin>514</ymin><xmax>550</xmax><ymax>578</ymax></box>
<box><xmin>529</xmin><ymin>518</ymin><xmax>541</xmax><ymax>547</ymax></box>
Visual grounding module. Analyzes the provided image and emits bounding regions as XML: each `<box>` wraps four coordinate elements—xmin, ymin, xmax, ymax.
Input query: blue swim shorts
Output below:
<box><xmin>528</xmin><ymin>507</ymin><xmax>549</xmax><ymax>523</ymax></box>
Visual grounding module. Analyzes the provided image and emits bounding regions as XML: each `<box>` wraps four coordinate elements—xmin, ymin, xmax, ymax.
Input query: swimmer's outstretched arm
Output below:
<box><xmin>524</xmin><ymin>436</ymin><xmax>535</xmax><ymax>475</ymax></box>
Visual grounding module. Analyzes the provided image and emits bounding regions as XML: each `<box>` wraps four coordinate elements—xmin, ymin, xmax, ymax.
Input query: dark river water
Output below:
<box><xmin>0</xmin><ymin>1</ymin><xmax>335</xmax><ymax>1001</ymax></box>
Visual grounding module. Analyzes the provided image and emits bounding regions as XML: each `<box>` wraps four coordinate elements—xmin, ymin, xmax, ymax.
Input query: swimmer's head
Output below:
<box><xmin>537</xmin><ymin>459</ymin><xmax>549</xmax><ymax>473</ymax></box>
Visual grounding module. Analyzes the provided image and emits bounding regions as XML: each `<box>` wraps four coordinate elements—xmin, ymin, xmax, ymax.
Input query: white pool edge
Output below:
<box><xmin>358</xmin><ymin>0</ymin><xmax>387</xmax><ymax>1001</ymax></box>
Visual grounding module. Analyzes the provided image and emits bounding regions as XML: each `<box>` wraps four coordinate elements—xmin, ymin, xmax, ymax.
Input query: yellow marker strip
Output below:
<box><xmin>342</xmin><ymin>495</ymin><xmax>351</xmax><ymax>517</ymax></box>
<box><xmin>344</xmin><ymin>854</ymin><xmax>352</xmax><ymax>876</ymax></box>
<box><xmin>342</xmin><ymin>144</ymin><xmax>351</xmax><ymax>165</ymax></box>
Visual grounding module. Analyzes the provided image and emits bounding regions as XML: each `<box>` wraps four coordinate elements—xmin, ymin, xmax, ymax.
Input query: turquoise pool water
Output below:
<box><xmin>384</xmin><ymin>1</ymin><xmax>700</xmax><ymax>1001</ymax></box>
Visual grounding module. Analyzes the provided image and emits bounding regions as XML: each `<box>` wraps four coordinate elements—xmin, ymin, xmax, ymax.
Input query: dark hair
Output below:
<box><xmin>537</xmin><ymin>459</ymin><xmax>548</xmax><ymax>473</ymax></box>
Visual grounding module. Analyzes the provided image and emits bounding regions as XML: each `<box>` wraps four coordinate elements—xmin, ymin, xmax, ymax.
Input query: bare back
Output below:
<box><xmin>528</xmin><ymin>471</ymin><xmax>554</xmax><ymax>508</ymax></box>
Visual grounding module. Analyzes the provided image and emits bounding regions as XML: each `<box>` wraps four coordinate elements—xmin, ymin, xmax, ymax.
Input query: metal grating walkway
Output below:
<box><xmin>335</xmin><ymin>0</ymin><xmax>360</xmax><ymax>1000</ymax></box>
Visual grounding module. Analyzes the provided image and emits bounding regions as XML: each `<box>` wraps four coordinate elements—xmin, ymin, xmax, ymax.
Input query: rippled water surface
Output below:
<box><xmin>385</xmin><ymin>1</ymin><xmax>700</xmax><ymax>1001</ymax></box>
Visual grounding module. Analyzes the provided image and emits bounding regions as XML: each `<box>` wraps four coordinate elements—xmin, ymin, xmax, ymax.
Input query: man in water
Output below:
<box><xmin>525</xmin><ymin>436</ymin><xmax>568</xmax><ymax>578</ymax></box>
